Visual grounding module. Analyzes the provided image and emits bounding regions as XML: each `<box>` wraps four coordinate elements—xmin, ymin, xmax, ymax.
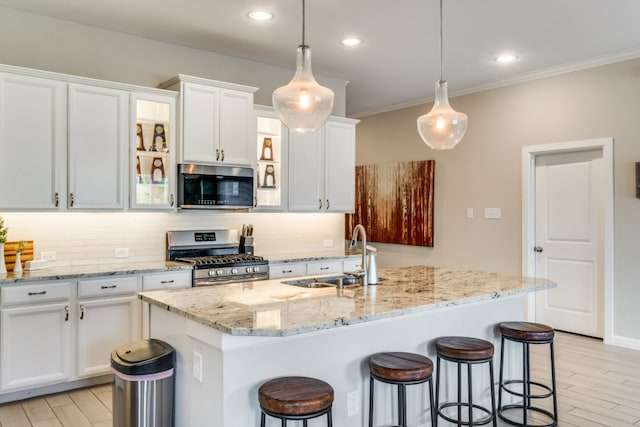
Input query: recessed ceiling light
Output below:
<box><xmin>495</xmin><ymin>54</ymin><xmax>518</xmax><ymax>64</ymax></box>
<box><xmin>341</xmin><ymin>38</ymin><xmax>363</xmax><ymax>47</ymax></box>
<box><xmin>247</xmin><ymin>10</ymin><xmax>274</xmax><ymax>22</ymax></box>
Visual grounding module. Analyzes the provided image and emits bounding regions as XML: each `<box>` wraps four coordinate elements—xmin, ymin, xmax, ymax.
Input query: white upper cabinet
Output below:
<box><xmin>254</xmin><ymin>105</ymin><xmax>289</xmax><ymax>211</ymax></box>
<box><xmin>68</xmin><ymin>83</ymin><xmax>128</xmax><ymax>210</ymax></box>
<box><xmin>288</xmin><ymin>117</ymin><xmax>358</xmax><ymax>212</ymax></box>
<box><xmin>288</xmin><ymin>130</ymin><xmax>324</xmax><ymax>211</ymax></box>
<box><xmin>160</xmin><ymin>75</ymin><xmax>257</xmax><ymax>167</ymax></box>
<box><xmin>323</xmin><ymin>120</ymin><xmax>356</xmax><ymax>212</ymax></box>
<box><xmin>0</xmin><ymin>73</ymin><xmax>66</xmax><ymax>210</ymax></box>
<box><xmin>181</xmin><ymin>83</ymin><xmax>220</xmax><ymax>163</ymax></box>
<box><xmin>130</xmin><ymin>92</ymin><xmax>177</xmax><ymax>210</ymax></box>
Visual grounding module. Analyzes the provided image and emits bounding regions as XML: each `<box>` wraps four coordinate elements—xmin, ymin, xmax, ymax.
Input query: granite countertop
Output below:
<box><xmin>264</xmin><ymin>251</ymin><xmax>361</xmax><ymax>264</ymax></box>
<box><xmin>139</xmin><ymin>265</ymin><xmax>556</xmax><ymax>337</ymax></box>
<box><xmin>0</xmin><ymin>261</ymin><xmax>192</xmax><ymax>285</ymax></box>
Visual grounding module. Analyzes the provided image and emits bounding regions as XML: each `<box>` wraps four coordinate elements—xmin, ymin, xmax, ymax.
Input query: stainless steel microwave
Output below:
<box><xmin>178</xmin><ymin>163</ymin><xmax>254</xmax><ymax>209</ymax></box>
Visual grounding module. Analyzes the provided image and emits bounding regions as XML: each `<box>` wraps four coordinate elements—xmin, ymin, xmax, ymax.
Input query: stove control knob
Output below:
<box><xmin>245</xmin><ymin>266</ymin><xmax>253</xmax><ymax>273</ymax></box>
<box><xmin>208</xmin><ymin>270</ymin><xmax>216</xmax><ymax>277</ymax></box>
<box><xmin>216</xmin><ymin>269</ymin><xmax>224</xmax><ymax>276</ymax></box>
<box><xmin>231</xmin><ymin>268</ymin><xmax>238</xmax><ymax>274</ymax></box>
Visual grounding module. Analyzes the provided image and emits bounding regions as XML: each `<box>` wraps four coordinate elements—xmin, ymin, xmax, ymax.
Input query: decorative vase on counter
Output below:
<box><xmin>14</xmin><ymin>251</ymin><xmax>22</xmax><ymax>273</ymax></box>
<box><xmin>0</xmin><ymin>243</ymin><xmax>6</xmax><ymax>274</ymax></box>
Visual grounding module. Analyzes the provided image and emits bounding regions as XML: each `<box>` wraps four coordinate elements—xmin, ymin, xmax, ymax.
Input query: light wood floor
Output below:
<box><xmin>0</xmin><ymin>331</ymin><xmax>638</xmax><ymax>426</ymax></box>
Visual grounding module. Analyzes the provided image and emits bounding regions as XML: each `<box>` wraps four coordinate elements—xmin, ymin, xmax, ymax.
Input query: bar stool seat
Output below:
<box><xmin>369</xmin><ymin>352</ymin><xmax>435</xmax><ymax>427</ymax></box>
<box><xmin>259</xmin><ymin>376</ymin><xmax>333</xmax><ymax>426</ymax></box>
<box><xmin>498</xmin><ymin>322</ymin><xmax>558</xmax><ymax>427</ymax></box>
<box><xmin>435</xmin><ymin>336</ymin><xmax>497</xmax><ymax>427</ymax></box>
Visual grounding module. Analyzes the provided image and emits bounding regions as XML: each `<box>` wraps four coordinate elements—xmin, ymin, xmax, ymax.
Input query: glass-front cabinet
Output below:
<box><xmin>254</xmin><ymin>105</ymin><xmax>288</xmax><ymax>211</ymax></box>
<box><xmin>130</xmin><ymin>92</ymin><xmax>177</xmax><ymax>210</ymax></box>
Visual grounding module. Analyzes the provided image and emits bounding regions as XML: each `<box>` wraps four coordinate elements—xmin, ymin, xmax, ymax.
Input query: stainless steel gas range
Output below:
<box><xmin>167</xmin><ymin>229</ymin><xmax>269</xmax><ymax>286</ymax></box>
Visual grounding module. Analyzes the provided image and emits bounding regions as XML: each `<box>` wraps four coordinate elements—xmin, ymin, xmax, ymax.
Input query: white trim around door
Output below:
<box><xmin>522</xmin><ymin>138</ymin><xmax>614</xmax><ymax>345</ymax></box>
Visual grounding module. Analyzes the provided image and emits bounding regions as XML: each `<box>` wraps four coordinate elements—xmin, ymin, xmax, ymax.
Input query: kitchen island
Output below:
<box><xmin>140</xmin><ymin>265</ymin><xmax>555</xmax><ymax>426</ymax></box>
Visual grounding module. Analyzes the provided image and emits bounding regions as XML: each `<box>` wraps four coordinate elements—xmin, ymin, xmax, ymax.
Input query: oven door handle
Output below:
<box><xmin>194</xmin><ymin>274</ymin><xmax>268</xmax><ymax>286</ymax></box>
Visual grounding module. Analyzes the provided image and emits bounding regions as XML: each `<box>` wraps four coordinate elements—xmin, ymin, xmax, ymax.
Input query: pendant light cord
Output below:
<box><xmin>439</xmin><ymin>0</ymin><xmax>443</xmax><ymax>82</ymax></box>
<box><xmin>301</xmin><ymin>0</ymin><xmax>307</xmax><ymax>47</ymax></box>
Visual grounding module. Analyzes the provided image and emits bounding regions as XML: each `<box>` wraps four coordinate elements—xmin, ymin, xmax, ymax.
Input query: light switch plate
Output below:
<box><xmin>484</xmin><ymin>208</ymin><xmax>502</xmax><ymax>219</ymax></box>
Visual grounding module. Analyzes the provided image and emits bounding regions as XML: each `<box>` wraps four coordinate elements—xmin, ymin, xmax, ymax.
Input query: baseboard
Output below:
<box><xmin>610</xmin><ymin>334</ymin><xmax>640</xmax><ymax>350</ymax></box>
<box><xmin>0</xmin><ymin>374</ymin><xmax>111</xmax><ymax>404</ymax></box>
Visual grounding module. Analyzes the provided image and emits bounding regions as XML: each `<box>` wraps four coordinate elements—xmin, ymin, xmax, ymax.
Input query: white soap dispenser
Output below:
<box><xmin>366</xmin><ymin>245</ymin><xmax>378</xmax><ymax>285</ymax></box>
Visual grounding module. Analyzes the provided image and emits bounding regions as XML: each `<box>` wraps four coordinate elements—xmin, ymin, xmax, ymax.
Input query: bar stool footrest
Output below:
<box><xmin>438</xmin><ymin>401</ymin><xmax>494</xmax><ymax>426</ymax></box>
<box><xmin>498</xmin><ymin>404</ymin><xmax>558</xmax><ymax>427</ymax></box>
<box><xmin>500</xmin><ymin>379</ymin><xmax>554</xmax><ymax>400</ymax></box>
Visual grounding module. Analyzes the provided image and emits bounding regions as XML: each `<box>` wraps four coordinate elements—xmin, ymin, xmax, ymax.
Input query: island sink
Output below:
<box><xmin>282</xmin><ymin>274</ymin><xmax>360</xmax><ymax>288</ymax></box>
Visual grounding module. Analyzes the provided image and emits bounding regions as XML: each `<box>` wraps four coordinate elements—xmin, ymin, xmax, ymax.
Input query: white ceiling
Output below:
<box><xmin>2</xmin><ymin>0</ymin><xmax>640</xmax><ymax>117</ymax></box>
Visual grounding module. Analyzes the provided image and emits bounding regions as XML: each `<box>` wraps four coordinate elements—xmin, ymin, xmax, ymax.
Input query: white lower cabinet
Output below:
<box><xmin>140</xmin><ymin>271</ymin><xmax>191</xmax><ymax>338</ymax></box>
<box><xmin>269</xmin><ymin>262</ymin><xmax>307</xmax><ymax>279</ymax></box>
<box><xmin>76</xmin><ymin>295</ymin><xmax>139</xmax><ymax>377</ymax></box>
<box><xmin>0</xmin><ymin>282</ymin><xmax>72</xmax><ymax>391</ymax></box>
<box><xmin>76</xmin><ymin>276</ymin><xmax>140</xmax><ymax>377</ymax></box>
<box><xmin>269</xmin><ymin>257</ymin><xmax>363</xmax><ymax>280</ymax></box>
<box><xmin>0</xmin><ymin>275</ymin><xmax>144</xmax><ymax>394</ymax></box>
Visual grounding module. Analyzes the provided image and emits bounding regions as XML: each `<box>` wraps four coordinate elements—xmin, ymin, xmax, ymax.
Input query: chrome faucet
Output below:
<box><xmin>349</xmin><ymin>224</ymin><xmax>368</xmax><ymax>289</ymax></box>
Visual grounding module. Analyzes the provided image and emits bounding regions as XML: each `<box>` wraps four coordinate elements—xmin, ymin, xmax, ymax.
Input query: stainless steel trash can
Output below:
<box><xmin>111</xmin><ymin>339</ymin><xmax>175</xmax><ymax>427</ymax></box>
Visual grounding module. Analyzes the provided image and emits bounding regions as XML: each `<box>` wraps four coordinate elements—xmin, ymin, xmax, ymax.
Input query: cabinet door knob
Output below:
<box><xmin>534</xmin><ymin>246</ymin><xmax>544</xmax><ymax>253</ymax></box>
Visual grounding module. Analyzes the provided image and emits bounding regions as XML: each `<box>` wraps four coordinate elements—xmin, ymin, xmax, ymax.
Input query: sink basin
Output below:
<box><xmin>286</xmin><ymin>282</ymin><xmax>334</xmax><ymax>289</ymax></box>
<box><xmin>282</xmin><ymin>274</ymin><xmax>360</xmax><ymax>288</ymax></box>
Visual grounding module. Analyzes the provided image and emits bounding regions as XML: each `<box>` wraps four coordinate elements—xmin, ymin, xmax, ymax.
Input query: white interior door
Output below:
<box><xmin>534</xmin><ymin>149</ymin><xmax>604</xmax><ymax>337</ymax></box>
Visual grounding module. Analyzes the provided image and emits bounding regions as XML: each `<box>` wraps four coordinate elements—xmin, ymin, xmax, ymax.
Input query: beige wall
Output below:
<box><xmin>0</xmin><ymin>6</ymin><xmax>347</xmax><ymax>116</ymax></box>
<box><xmin>357</xmin><ymin>58</ymin><xmax>640</xmax><ymax>341</ymax></box>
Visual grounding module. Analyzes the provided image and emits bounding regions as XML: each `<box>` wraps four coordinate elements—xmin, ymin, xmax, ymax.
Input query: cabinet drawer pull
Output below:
<box><xmin>101</xmin><ymin>285</ymin><xmax>117</xmax><ymax>290</ymax></box>
<box><xmin>65</xmin><ymin>305</ymin><xmax>69</xmax><ymax>322</ymax></box>
<box><xmin>320</xmin><ymin>267</ymin><xmax>330</xmax><ymax>271</ymax></box>
<box><xmin>282</xmin><ymin>269</ymin><xmax>293</xmax><ymax>274</ymax></box>
<box><xmin>80</xmin><ymin>304</ymin><xmax>85</xmax><ymax>320</ymax></box>
<box><xmin>28</xmin><ymin>291</ymin><xmax>47</xmax><ymax>296</ymax></box>
<box><xmin>160</xmin><ymin>280</ymin><xmax>175</xmax><ymax>284</ymax></box>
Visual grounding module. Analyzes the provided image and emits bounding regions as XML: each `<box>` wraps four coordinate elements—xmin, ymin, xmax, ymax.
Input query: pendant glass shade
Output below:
<box><xmin>273</xmin><ymin>45</ymin><xmax>335</xmax><ymax>133</ymax></box>
<box><xmin>417</xmin><ymin>80</ymin><xmax>468</xmax><ymax>150</ymax></box>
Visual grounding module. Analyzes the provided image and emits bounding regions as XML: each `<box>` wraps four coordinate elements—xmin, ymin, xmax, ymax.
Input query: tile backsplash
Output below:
<box><xmin>0</xmin><ymin>211</ymin><xmax>345</xmax><ymax>266</ymax></box>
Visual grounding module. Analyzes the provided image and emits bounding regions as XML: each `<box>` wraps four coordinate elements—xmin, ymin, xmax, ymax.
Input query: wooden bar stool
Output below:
<box><xmin>435</xmin><ymin>337</ymin><xmax>497</xmax><ymax>426</ymax></box>
<box><xmin>368</xmin><ymin>352</ymin><xmax>435</xmax><ymax>427</ymax></box>
<box><xmin>258</xmin><ymin>376</ymin><xmax>334</xmax><ymax>426</ymax></box>
<box><xmin>497</xmin><ymin>322</ymin><xmax>558</xmax><ymax>427</ymax></box>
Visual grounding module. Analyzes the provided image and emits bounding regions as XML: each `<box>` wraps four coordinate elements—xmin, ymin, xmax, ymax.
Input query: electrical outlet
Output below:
<box><xmin>41</xmin><ymin>251</ymin><xmax>57</xmax><ymax>261</ymax></box>
<box><xmin>347</xmin><ymin>390</ymin><xmax>360</xmax><ymax>416</ymax></box>
<box><xmin>484</xmin><ymin>207</ymin><xmax>502</xmax><ymax>219</ymax></box>
<box><xmin>193</xmin><ymin>351</ymin><xmax>203</xmax><ymax>382</ymax></box>
<box><xmin>114</xmin><ymin>248</ymin><xmax>129</xmax><ymax>258</ymax></box>
<box><xmin>466</xmin><ymin>208</ymin><xmax>474</xmax><ymax>219</ymax></box>
<box><xmin>323</xmin><ymin>239</ymin><xmax>334</xmax><ymax>248</ymax></box>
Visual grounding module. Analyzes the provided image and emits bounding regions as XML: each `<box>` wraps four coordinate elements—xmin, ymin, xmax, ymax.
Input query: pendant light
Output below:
<box><xmin>272</xmin><ymin>0</ymin><xmax>334</xmax><ymax>133</ymax></box>
<box><xmin>417</xmin><ymin>0</ymin><xmax>468</xmax><ymax>150</ymax></box>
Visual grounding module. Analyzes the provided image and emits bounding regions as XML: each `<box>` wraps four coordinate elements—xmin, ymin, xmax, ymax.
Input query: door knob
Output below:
<box><xmin>534</xmin><ymin>246</ymin><xmax>543</xmax><ymax>253</ymax></box>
